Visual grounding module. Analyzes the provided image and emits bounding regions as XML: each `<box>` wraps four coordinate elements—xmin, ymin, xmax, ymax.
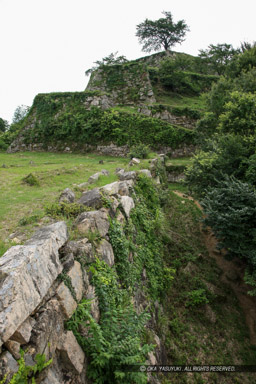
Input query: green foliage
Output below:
<box><xmin>136</xmin><ymin>11</ymin><xmax>189</xmax><ymax>53</ymax></box>
<box><xmin>23</xmin><ymin>95</ymin><xmax>195</xmax><ymax>149</ymax></box>
<box><xmin>44</xmin><ymin>202</ymin><xmax>88</xmax><ymax>218</ymax></box>
<box><xmin>158</xmin><ymin>58</ymin><xmax>217</xmax><ymax>95</ymax></box>
<box><xmin>186</xmin><ymin>288</ymin><xmax>209</xmax><ymax>307</ymax></box>
<box><xmin>218</xmin><ymin>91</ymin><xmax>256</xmax><ymax>136</ymax></box>
<box><xmin>186</xmin><ymin>134</ymin><xmax>254</xmax><ymax>196</ymax></box>
<box><xmin>199</xmin><ymin>43</ymin><xmax>239</xmax><ymax>75</ymax></box>
<box><xmin>201</xmin><ymin>177</ymin><xmax>256</xmax><ymax>267</ymax></box>
<box><xmin>0</xmin><ymin>138</ymin><xmax>8</xmax><ymax>151</ymax></box>
<box><xmin>244</xmin><ymin>269</ymin><xmax>256</xmax><ymax>296</ymax></box>
<box><xmin>3</xmin><ymin>350</ymin><xmax>52</xmax><ymax>384</ymax></box>
<box><xmin>109</xmin><ymin>220</ymin><xmax>134</xmax><ymax>288</ymax></box>
<box><xmin>245</xmin><ymin>154</ymin><xmax>256</xmax><ymax>184</ymax></box>
<box><xmin>12</xmin><ymin>105</ymin><xmax>30</xmax><ymax>124</ymax></box>
<box><xmin>227</xmin><ymin>46</ymin><xmax>256</xmax><ymax>78</ymax></box>
<box><xmin>195</xmin><ymin>112</ymin><xmax>218</xmax><ymax>141</ymax></box>
<box><xmin>18</xmin><ymin>214</ymin><xmax>40</xmax><ymax>226</ymax></box>
<box><xmin>67</xmin><ymin>259</ymin><xmax>152</xmax><ymax>384</ymax></box>
<box><xmin>22</xmin><ymin>173</ymin><xmax>40</xmax><ymax>186</ymax></box>
<box><xmin>204</xmin><ymin>76</ymin><xmax>233</xmax><ymax>116</ymax></box>
<box><xmin>128</xmin><ymin>144</ymin><xmax>150</xmax><ymax>159</ymax></box>
<box><xmin>0</xmin><ymin>118</ymin><xmax>8</xmax><ymax>133</ymax></box>
<box><xmin>85</xmin><ymin>52</ymin><xmax>128</xmax><ymax>76</ymax></box>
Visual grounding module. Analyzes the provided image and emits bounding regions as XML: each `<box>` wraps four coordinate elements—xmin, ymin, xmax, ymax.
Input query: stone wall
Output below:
<box><xmin>0</xmin><ymin>165</ymin><xmax>165</xmax><ymax>383</ymax></box>
<box><xmin>86</xmin><ymin>62</ymin><xmax>156</xmax><ymax>105</ymax></box>
<box><xmin>138</xmin><ymin>105</ymin><xmax>197</xmax><ymax>129</ymax></box>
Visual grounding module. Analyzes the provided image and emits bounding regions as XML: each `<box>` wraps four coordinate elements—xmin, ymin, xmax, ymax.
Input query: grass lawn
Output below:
<box><xmin>0</xmin><ymin>151</ymin><xmax>152</xmax><ymax>254</ymax></box>
<box><xmin>154</xmin><ymin>91</ymin><xmax>207</xmax><ymax>112</ymax></box>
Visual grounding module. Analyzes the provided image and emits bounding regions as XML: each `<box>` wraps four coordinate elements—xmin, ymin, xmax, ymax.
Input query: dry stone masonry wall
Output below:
<box><xmin>0</xmin><ymin>161</ymin><xmax>166</xmax><ymax>384</ymax></box>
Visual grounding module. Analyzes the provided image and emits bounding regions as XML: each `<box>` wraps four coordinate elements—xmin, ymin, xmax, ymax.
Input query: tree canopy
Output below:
<box><xmin>136</xmin><ymin>11</ymin><xmax>189</xmax><ymax>53</ymax></box>
<box><xmin>199</xmin><ymin>43</ymin><xmax>238</xmax><ymax>75</ymax></box>
<box><xmin>0</xmin><ymin>118</ymin><xmax>8</xmax><ymax>133</ymax></box>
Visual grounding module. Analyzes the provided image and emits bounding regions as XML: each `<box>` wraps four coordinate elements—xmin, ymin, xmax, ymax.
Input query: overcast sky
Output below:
<box><xmin>0</xmin><ymin>0</ymin><xmax>255</xmax><ymax>122</ymax></box>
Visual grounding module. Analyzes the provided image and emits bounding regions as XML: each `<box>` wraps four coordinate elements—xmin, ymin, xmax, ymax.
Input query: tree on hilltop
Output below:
<box><xmin>136</xmin><ymin>11</ymin><xmax>189</xmax><ymax>53</ymax></box>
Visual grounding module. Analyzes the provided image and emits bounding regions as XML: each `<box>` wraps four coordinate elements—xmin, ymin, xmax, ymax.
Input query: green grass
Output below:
<box><xmin>0</xmin><ymin>152</ymin><xmax>131</xmax><ymax>252</ymax></box>
<box><xmin>153</xmin><ymin>90</ymin><xmax>207</xmax><ymax>112</ymax></box>
<box><xmin>166</xmin><ymin>156</ymin><xmax>193</xmax><ymax>167</ymax></box>
<box><xmin>0</xmin><ymin>151</ymin><xmax>158</xmax><ymax>255</ymax></box>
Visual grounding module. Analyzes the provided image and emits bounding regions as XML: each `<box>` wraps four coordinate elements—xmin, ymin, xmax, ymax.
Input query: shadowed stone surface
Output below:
<box><xmin>10</xmin><ymin>316</ymin><xmax>35</xmax><ymax>344</ymax></box>
<box><xmin>0</xmin><ymin>222</ymin><xmax>68</xmax><ymax>347</ymax></box>
<box><xmin>57</xmin><ymin>331</ymin><xmax>85</xmax><ymax>374</ymax></box>
<box><xmin>78</xmin><ymin>188</ymin><xmax>102</xmax><ymax>209</ymax></box>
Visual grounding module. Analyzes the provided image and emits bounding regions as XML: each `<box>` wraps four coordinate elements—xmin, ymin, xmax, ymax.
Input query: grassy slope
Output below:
<box><xmin>157</xmin><ymin>191</ymin><xmax>256</xmax><ymax>384</ymax></box>
<box><xmin>0</xmin><ymin>151</ymin><xmax>151</xmax><ymax>254</ymax></box>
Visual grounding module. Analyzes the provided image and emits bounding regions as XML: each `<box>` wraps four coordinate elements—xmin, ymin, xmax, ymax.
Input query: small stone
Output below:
<box><xmin>101</xmin><ymin>169</ymin><xmax>109</xmax><ymax>176</ymax></box>
<box><xmin>5</xmin><ymin>340</ymin><xmax>21</xmax><ymax>360</ymax></box>
<box><xmin>129</xmin><ymin>157</ymin><xmax>140</xmax><ymax>166</ymax></box>
<box><xmin>115</xmin><ymin>167</ymin><xmax>123</xmax><ymax>174</ymax></box>
<box><xmin>59</xmin><ymin>188</ymin><xmax>75</xmax><ymax>204</ymax></box>
<box><xmin>77</xmin><ymin>181</ymin><xmax>89</xmax><ymax>189</ymax></box>
<box><xmin>138</xmin><ymin>169</ymin><xmax>152</xmax><ymax>178</ymax></box>
<box><xmin>88</xmin><ymin>172</ymin><xmax>101</xmax><ymax>184</ymax></box>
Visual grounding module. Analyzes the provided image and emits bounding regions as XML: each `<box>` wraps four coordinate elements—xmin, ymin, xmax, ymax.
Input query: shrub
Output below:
<box><xmin>67</xmin><ymin>259</ymin><xmax>152</xmax><ymax>384</ymax></box>
<box><xmin>218</xmin><ymin>91</ymin><xmax>256</xmax><ymax>136</ymax></box>
<box><xmin>128</xmin><ymin>144</ymin><xmax>150</xmax><ymax>159</ymax></box>
<box><xmin>201</xmin><ymin>177</ymin><xmax>256</xmax><ymax>267</ymax></box>
<box><xmin>44</xmin><ymin>202</ymin><xmax>88</xmax><ymax>218</ymax></box>
<box><xmin>22</xmin><ymin>173</ymin><xmax>40</xmax><ymax>186</ymax></box>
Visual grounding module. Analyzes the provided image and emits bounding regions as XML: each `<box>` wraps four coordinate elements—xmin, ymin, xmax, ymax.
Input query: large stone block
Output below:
<box><xmin>96</xmin><ymin>239</ymin><xmax>115</xmax><ymax>267</ymax></box>
<box><xmin>67</xmin><ymin>261</ymin><xmax>84</xmax><ymax>302</ymax></box>
<box><xmin>120</xmin><ymin>196</ymin><xmax>135</xmax><ymax>218</ymax></box>
<box><xmin>30</xmin><ymin>299</ymin><xmax>64</xmax><ymax>359</ymax></box>
<box><xmin>57</xmin><ymin>331</ymin><xmax>85</xmax><ymax>374</ymax></box>
<box><xmin>0</xmin><ymin>351</ymin><xmax>19</xmax><ymax>382</ymax></box>
<box><xmin>75</xmin><ymin>209</ymin><xmax>109</xmax><ymax>237</ymax></box>
<box><xmin>56</xmin><ymin>283</ymin><xmax>77</xmax><ymax>319</ymax></box>
<box><xmin>100</xmin><ymin>180</ymin><xmax>133</xmax><ymax>197</ymax></box>
<box><xmin>78</xmin><ymin>188</ymin><xmax>102</xmax><ymax>209</ymax></box>
<box><xmin>0</xmin><ymin>222</ymin><xmax>68</xmax><ymax>347</ymax></box>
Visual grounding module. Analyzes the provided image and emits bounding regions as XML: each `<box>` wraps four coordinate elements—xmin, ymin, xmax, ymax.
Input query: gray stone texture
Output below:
<box><xmin>0</xmin><ymin>222</ymin><xmax>68</xmax><ymax>346</ymax></box>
